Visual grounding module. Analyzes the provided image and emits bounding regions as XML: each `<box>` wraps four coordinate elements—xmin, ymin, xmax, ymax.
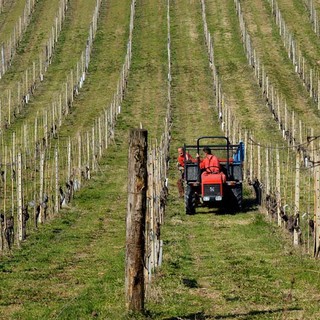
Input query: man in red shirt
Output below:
<box><xmin>177</xmin><ymin>147</ymin><xmax>195</xmax><ymax>198</ymax></box>
<box><xmin>177</xmin><ymin>147</ymin><xmax>194</xmax><ymax>168</ymax></box>
<box><xmin>197</xmin><ymin>147</ymin><xmax>220</xmax><ymax>175</ymax></box>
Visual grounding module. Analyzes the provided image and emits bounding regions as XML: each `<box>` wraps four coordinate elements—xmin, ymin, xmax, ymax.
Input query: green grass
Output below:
<box><xmin>146</xmin><ymin>204</ymin><xmax>320</xmax><ymax>319</ymax></box>
<box><xmin>0</xmin><ymin>0</ymin><xmax>28</xmax><ymax>45</ymax></box>
<box><xmin>0</xmin><ymin>0</ymin><xmax>65</xmax><ymax>86</ymax></box>
<box><xmin>239</xmin><ymin>0</ymin><xmax>320</xmax><ymax>126</ymax></box>
<box><xmin>120</xmin><ymin>0</ymin><xmax>168</xmax><ymax>141</ymax></box>
<box><xmin>271</xmin><ymin>0</ymin><xmax>320</xmax><ymax>67</ymax></box>
<box><xmin>0</xmin><ymin>143</ymin><xmax>128</xmax><ymax>319</ymax></box>
<box><xmin>0</xmin><ymin>0</ymin><xmax>98</xmax><ymax>147</ymax></box>
<box><xmin>2</xmin><ymin>0</ymin><xmax>320</xmax><ymax>319</ymax></box>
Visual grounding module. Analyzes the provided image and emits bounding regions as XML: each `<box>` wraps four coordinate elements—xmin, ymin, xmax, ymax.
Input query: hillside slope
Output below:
<box><xmin>2</xmin><ymin>0</ymin><xmax>320</xmax><ymax>319</ymax></box>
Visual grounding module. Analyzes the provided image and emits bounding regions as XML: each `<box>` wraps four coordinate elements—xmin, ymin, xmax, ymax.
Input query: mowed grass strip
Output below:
<box><xmin>0</xmin><ymin>0</ymin><xmax>99</xmax><ymax>144</ymax></box>
<box><xmin>0</xmin><ymin>0</ymin><xmax>29</xmax><ymax>44</ymax></box>
<box><xmin>0</xmin><ymin>0</ymin><xmax>169</xmax><ymax>318</ymax></box>
<box><xmin>53</xmin><ymin>0</ymin><xmax>132</xmax><ymax>138</ymax></box>
<box><xmin>170</xmin><ymin>0</ymin><xmax>216</xmax><ymax>148</ymax></box>
<box><xmin>272</xmin><ymin>0</ymin><xmax>320</xmax><ymax>66</ymax></box>
<box><xmin>0</xmin><ymin>142</ymin><xmax>129</xmax><ymax>319</ymax></box>
<box><xmin>149</xmin><ymin>204</ymin><xmax>320</xmax><ymax>319</ymax></box>
<box><xmin>313</xmin><ymin>0</ymin><xmax>320</xmax><ymax>13</ymax></box>
<box><xmin>0</xmin><ymin>0</ymin><xmax>64</xmax><ymax>87</ymax></box>
<box><xmin>204</xmin><ymin>0</ymin><xmax>287</xmax><ymax>144</ymax></box>
<box><xmin>145</xmin><ymin>0</ymin><xmax>320</xmax><ymax>319</ymax></box>
<box><xmin>239</xmin><ymin>0</ymin><xmax>320</xmax><ymax>127</ymax></box>
<box><xmin>120</xmin><ymin>0</ymin><xmax>168</xmax><ymax>141</ymax></box>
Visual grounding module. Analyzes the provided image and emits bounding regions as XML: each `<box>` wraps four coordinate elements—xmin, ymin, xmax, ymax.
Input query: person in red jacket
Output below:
<box><xmin>177</xmin><ymin>147</ymin><xmax>194</xmax><ymax>168</ymax></box>
<box><xmin>177</xmin><ymin>147</ymin><xmax>195</xmax><ymax>198</ymax></box>
<box><xmin>197</xmin><ymin>147</ymin><xmax>220</xmax><ymax>174</ymax></box>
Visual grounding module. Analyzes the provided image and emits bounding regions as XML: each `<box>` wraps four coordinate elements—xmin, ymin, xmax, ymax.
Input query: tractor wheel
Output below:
<box><xmin>231</xmin><ymin>185</ymin><xmax>243</xmax><ymax>212</ymax></box>
<box><xmin>185</xmin><ymin>184</ymin><xmax>196</xmax><ymax>215</ymax></box>
<box><xmin>223</xmin><ymin>185</ymin><xmax>242</xmax><ymax>213</ymax></box>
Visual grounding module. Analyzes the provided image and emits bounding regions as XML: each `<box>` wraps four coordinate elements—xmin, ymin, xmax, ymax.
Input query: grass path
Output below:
<box><xmin>0</xmin><ymin>0</ymin><xmax>168</xmax><ymax>318</ymax></box>
<box><xmin>0</xmin><ymin>144</ymin><xmax>128</xmax><ymax>319</ymax></box>
<box><xmin>271</xmin><ymin>0</ymin><xmax>320</xmax><ymax>64</ymax></box>
<box><xmin>3</xmin><ymin>0</ymin><xmax>320</xmax><ymax>319</ymax></box>
<box><xmin>204</xmin><ymin>0</ymin><xmax>283</xmax><ymax>143</ymax></box>
<box><xmin>0</xmin><ymin>0</ymin><xmax>63</xmax><ymax>87</ymax></box>
<box><xmin>238</xmin><ymin>0</ymin><xmax>320</xmax><ymax>127</ymax></box>
<box><xmin>169</xmin><ymin>0</ymin><xmax>217</xmax><ymax>150</ymax></box>
<box><xmin>0</xmin><ymin>0</ymin><xmax>27</xmax><ymax>44</ymax></box>
<box><xmin>120</xmin><ymin>0</ymin><xmax>168</xmax><ymax>141</ymax></box>
<box><xmin>150</xmin><ymin>205</ymin><xmax>320</xmax><ymax>319</ymax></box>
<box><xmin>0</xmin><ymin>0</ymin><xmax>99</xmax><ymax>144</ymax></box>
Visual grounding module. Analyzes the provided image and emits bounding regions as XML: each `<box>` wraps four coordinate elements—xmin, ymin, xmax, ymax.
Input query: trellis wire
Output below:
<box><xmin>201</xmin><ymin>0</ymin><xmax>316</xmax><ymax>254</ymax></box>
<box><xmin>144</xmin><ymin>0</ymin><xmax>172</xmax><ymax>290</ymax></box>
<box><xmin>0</xmin><ymin>0</ymin><xmax>136</xmax><ymax>254</ymax></box>
<box><xmin>266</xmin><ymin>0</ymin><xmax>320</xmax><ymax>108</ymax></box>
<box><xmin>0</xmin><ymin>0</ymin><xmax>38</xmax><ymax>79</ymax></box>
<box><xmin>0</xmin><ymin>0</ymin><xmax>70</xmax><ymax>130</ymax></box>
<box><xmin>301</xmin><ymin>0</ymin><xmax>320</xmax><ymax>37</ymax></box>
<box><xmin>233</xmin><ymin>0</ymin><xmax>314</xmax><ymax>165</ymax></box>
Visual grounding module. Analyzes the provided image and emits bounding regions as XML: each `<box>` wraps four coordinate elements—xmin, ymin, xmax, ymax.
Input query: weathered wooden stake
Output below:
<box><xmin>314</xmin><ymin>153</ymin><xmax>320</xmax><ymax>257</ymax></box>
<box><xmin>39</xmin><ymin>151</ymin><xmax>45</xmax><ymax>223</ymax></box>
<box><xmin>294</xmin><ymin>152</ymin><xmax>301</xmax><ymax>246</ymax></box>
<box><xmin>55</xmin><ymin>148</ymin><xmax>59</xmax><ymax>214</ymax></box>
<box><xmin>17</xmin><ymin>153</ymin><xmax>23</xmax><ymax>243</ymax></box>
<box><xmin>276</xmin><ymin>147</ymin><xmax>281</xmax><ymax>227</ymax></box>
<box><xmin>125</xmin><ymin>129</ymin><xmax>148</xmax><ymax>312</ymax></box>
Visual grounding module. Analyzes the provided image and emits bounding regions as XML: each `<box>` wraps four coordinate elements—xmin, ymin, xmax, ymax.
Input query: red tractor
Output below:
<box><xmin>183</xmin><ymin>136</ymin><xmax>244</xmax><ymax>214</ymax></box>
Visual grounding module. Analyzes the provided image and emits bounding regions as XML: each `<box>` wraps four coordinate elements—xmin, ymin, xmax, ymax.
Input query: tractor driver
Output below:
<box><xmin>196</xmin><ymin>147</ymin><xmax>221</xmax><ymax>175</ymax></box>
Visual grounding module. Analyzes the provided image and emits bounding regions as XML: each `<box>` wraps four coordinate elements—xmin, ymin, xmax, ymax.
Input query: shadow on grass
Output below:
<box><xmin>192</xmin><ymin>196</ymin><xmax>258</xmax><ymax>216</ymax></box>
<box><xmin>162</xmin><ymin>307</ymin><xmax>302</xmax><ymax>319</ymax></box>
<box><xmin>241</xmin><ymin>196</ymin><xmax>259</xmax><ymax>213</ymax></box>
<box><xmin>182</xmin><ymin>278</ymin><xmax>198</xmax><ymax>288</ymax></box>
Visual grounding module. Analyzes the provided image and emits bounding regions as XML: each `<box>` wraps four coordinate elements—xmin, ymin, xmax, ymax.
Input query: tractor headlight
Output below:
<box><xmin>203</xmin><ymin>196</ymin><xmax>210</xmax><ymax>201</ymax></box>
<box><xmin>215</xmin><ymin>196</ymin><xmax>222</xmax><ymax>201</ymax></box>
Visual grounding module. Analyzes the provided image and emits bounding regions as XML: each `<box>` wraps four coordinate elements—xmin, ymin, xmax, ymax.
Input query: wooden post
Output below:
<box><xmin>87</xmin><ymin>131</ymin><xmax>90</xmax><ymax>170</ymax></box>
<box><xmin>39</xmin><ymin>151</ymin><xmax>45</xmax><ymax>223</ymax></box>
<box><xmin>105</xmin><ymin>109</ymin><xmax>108</xmax><ymax>150</ymax></box>
<box><xmin>78</xmin><ymin>133</ymin><xmax>82</xmax><ymax>186</ymax></box>
<box><xmin>257</xmin><ymin>144</ymin><xmax>261</xmax><ymax>181</ymax></box>
<box><xmin>55</xmin><ymin>148</ymin><xmax>59</xmax><ymax>214</ymax></box>
<box><xmin>314</xmin><ymin>153</ymin><xmax>320</xmax><ymax>257</ymax></box>
<box><xmin>8</xmin><ymin>89</ymin><xmax>11</xmax><ymax>125</ymax></box>
<box><xmin>276</xmin><ymin>147</ymin><xmax>281</xmax><ymax>227</ymax></box>
<box><xmin>125</xmin><ymin>129</ymin><xmax>148</xmax><ymax>312</ymax></box>
<box><xmin>292</xmin><ymin>111</ymin><xmax>295</xmax><ymax>147</ymax></box>
<box><xmin>249</xmin><ymin>134</ymin><xmax>253</xmax><ymax>182</ymax></box>
<box><xmin>92</xmin><ymin>126</ymin><xmax>95</xmax><ymax>172</ymax></box>
<box><xmin>243</xmin><ymin>131</ymin><xmax>248</xmax><ymax>181</ymax></box>
<box><xmin>44</xmin><ymin>110</ymin><xmax>48</xmax><ymax>148</ymax></box>
<box><xmin>67</xmin><ymin>138</ymin><xmax>71</xmax><ymax>180</ymax></box>
<box><xmin>98</xmin><ymin>117</ymin><xmax>102</xmax><ymax>158</ymax></box>
<box><xmin>3</xmin><ymin>146</ymin><xmax>7</xmax><ymax>216</ymax></box>
<box><xmin>17</xmin><ymin>153</ymin><xmax>23</xmax><ymax>243</ymax></box>
<box><xmin>293</xmin><ymin>152</ymin><xmax>300</xmax><ymax>246</ymax></box>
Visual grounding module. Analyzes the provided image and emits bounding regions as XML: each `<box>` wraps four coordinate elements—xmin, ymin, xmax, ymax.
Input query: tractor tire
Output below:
<box><xmin>231</xmin><ymin>184</ymin><xmax>243</xmax><ymax>212</ymax></box>
<box><xmin>223</xmin><ymin>185</ymin><xmax>242</xmax><ymax>213</ymax></box>
<box><xmin>185</xmin><ymin>184</ymin><xmax>196</xmax><ymax>215</ymax></box>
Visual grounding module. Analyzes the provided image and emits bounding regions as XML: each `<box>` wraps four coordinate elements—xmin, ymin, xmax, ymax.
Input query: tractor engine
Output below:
<box><xmin>201</xmin><ymin>172</ymin><xmax>226</xmax><ymax>203</ymax></box>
